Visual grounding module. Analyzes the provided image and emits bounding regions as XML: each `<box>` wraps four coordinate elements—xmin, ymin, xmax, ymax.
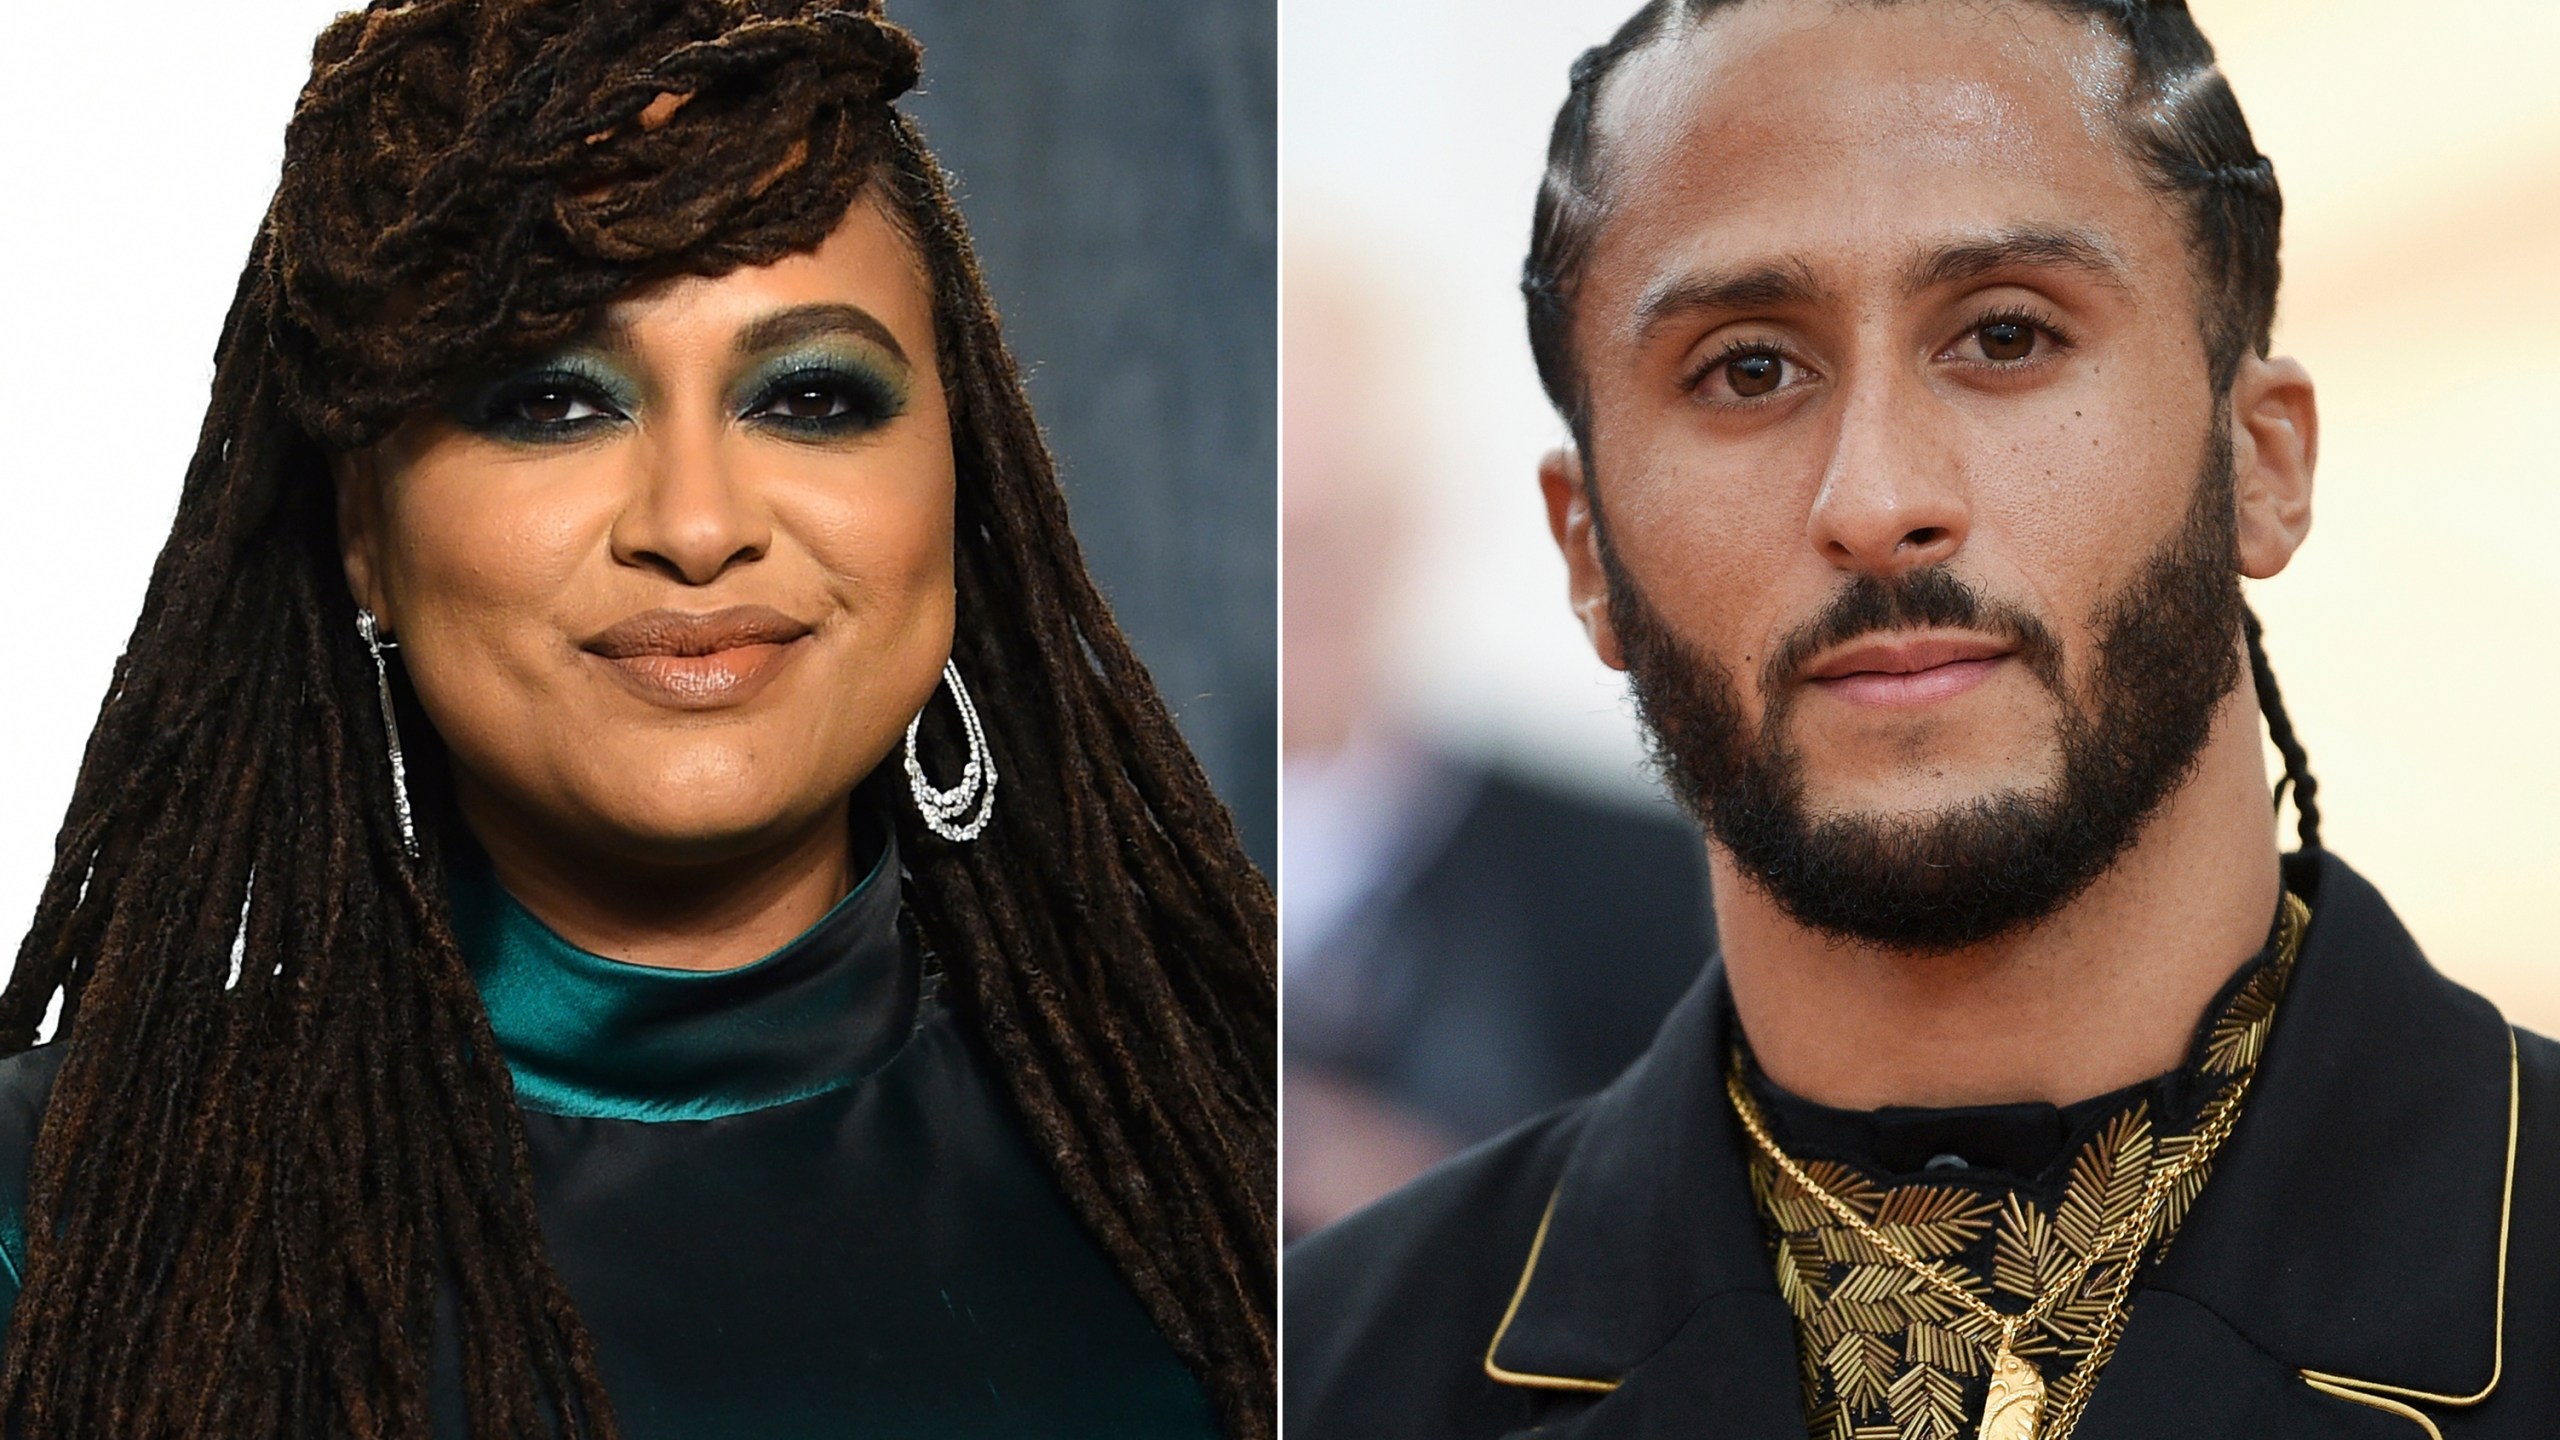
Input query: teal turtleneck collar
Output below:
<box><xmin>446</xmin><ymin>815</ymin><xmax>915</xmax><ymax>1123</ymax></box>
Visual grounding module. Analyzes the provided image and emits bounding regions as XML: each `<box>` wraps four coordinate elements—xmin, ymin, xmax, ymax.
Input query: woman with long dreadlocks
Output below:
<box><xmin>0</xmin><ymin>3</ymin><xmax>1272</xmax><ymax>1437</ymax></box>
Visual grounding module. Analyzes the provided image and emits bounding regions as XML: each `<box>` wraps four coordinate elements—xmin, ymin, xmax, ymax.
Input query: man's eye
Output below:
<box><xmin>1698</xmin><ymin>347</ymin><xmax>1798</xmax><ymax>402</ymax></box>
<box><xmin>1962</xmin><ymin>320</ymin><xmax>2045</xmax><ymax>364</ymax></box>
<box><xmin>1727</xmin><ymin>353</ymin><xmax>1784</xmax><ymax>397</ymax></box>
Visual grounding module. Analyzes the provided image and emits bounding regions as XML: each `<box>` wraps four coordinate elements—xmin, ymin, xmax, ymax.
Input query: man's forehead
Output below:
<box><xmin>1581</xmin><ymin>0</ymin><xmax>2161</xmax><ymax>313</ymax></box>
<box><xmin>1594</xmin><ymin>0</ymin><xmax>2130</xmax><ymax>147</ymax></box>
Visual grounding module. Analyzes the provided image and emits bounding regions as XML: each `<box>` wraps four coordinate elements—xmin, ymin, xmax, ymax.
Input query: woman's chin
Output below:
<box><xmin>576</xmin><ymin>797</ymin><xmax>852</xmax><ymax>870</ymax></box>
<box><xmin>464</xmin><ymin>777</ymin><xmax>858</xmax><ymax>876</ymax></box>
<box><xmin>561</xmin><ymin>737</ymin><xmax>869</xmax><ymax>830</ymax></box>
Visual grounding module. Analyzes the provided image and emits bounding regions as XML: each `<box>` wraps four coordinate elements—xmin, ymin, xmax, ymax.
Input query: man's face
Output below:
<box><xmin>1559</xmin><ymin>0</ymin><xmax>2254</xmax><ymax>946</ymax></box>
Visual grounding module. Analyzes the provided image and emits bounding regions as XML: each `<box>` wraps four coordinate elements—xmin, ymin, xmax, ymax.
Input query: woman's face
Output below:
<box><xmin>337</xmin><ymin>200</ymin><xmax>956</xmax><ymax>873</ymax></box>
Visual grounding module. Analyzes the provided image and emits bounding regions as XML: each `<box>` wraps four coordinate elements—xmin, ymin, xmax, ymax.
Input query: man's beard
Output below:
<box><xmin>1605</xmin><ymin>422</ymin><xmax>2247</xmax><ymax>952</ymax></box>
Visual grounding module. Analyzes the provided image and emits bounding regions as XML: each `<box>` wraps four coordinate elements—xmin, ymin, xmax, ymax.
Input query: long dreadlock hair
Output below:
<box><xmin>0</xmin><ymin>3</ymin><xmax>1275</xmax><ymax>1436</ymax></box>
<box><xmin>1522</xmin><ymin>0</ymin><xmax>2320</xmax><ymax>850</ymax></box>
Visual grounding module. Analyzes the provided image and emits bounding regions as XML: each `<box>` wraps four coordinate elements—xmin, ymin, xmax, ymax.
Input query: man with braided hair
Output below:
<box><xmin>0</xmin><ymin>3</ymin><xmax>1272</xmax><ymax>1438</ymax></box>
<box><xmin>1285</xmin><ymin>2</ymin><xmax>2558</xmax><ymax>1437</ymax></box>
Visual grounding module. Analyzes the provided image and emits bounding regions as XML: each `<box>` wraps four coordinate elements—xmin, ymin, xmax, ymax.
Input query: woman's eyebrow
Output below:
<box><xmin>731</xmin><ymin>303</ymin><xmax>911</xmax><ymax>365</ymax></box>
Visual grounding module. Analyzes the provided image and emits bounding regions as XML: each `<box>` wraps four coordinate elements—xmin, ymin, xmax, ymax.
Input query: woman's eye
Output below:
<box><xmin>760</xmin><ymin>385</ymin><xmax>854</xmax><ymax>422</ymax></box>
<box><xmin>456</xmin><ymin>373</ymin><xmax>626</xmax><ymax>440</ymax></box>
<box><xmin>744</xmin><ymin>368</ymin><xmax>903</xmax><ymax>434</ymax></box>
<box><xmin>511</xmin><ymin>388</ymin><xmax>611</xmax><ymax>425</ymax></box>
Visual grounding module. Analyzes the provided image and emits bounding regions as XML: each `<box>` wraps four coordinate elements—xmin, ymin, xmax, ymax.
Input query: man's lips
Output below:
<box><xmin>582</xmin><ymin>606</ymin><xmax>814</xmax><ymax>709</ymax></box>
<box><xmin>1802</xmin><ymin>634</ymin><xmax>2015</xmax><ymax>709</ymax></box>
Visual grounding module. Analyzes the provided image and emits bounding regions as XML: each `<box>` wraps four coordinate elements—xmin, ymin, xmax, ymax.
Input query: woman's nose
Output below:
<box><xmin>609</xmin><ymin>427</ymin><xmax>774</xmax><ymax>585</ymax></box>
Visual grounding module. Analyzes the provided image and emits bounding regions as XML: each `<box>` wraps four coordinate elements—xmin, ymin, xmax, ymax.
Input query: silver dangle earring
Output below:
<box><xmin>904</xmin><ymin>660</ymin><xmax>997</xmax><ymax>842</ymax></box>
<box><xmin>356</xmin><ymin>609</ymin><xmax>420</xmax><ymax>859</ymax></box>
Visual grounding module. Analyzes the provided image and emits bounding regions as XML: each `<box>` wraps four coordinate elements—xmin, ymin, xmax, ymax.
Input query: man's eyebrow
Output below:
<box><xmin>1624</xmin><ymin>229</ymin><xmax>2131</xmax><ymax>344</ymax></box>
<box><xmin>1630</xmin><ymin>259</ymin><xmax>1830</xmax><ymax>341</ymax></box>
<box><xmin>1904</xmin><ymin>227</ymin><xmax>2132</xmax><ymax>295</ymax></box>
<box><xmin>732</xmin><ymin>302</ymin><xmax>911</xmax><ymax>365</ymax></box>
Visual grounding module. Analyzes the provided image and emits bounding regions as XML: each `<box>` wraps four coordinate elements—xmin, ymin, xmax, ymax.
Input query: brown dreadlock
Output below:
<box><xmin>0</xmin><ymin>3</ymin><xmax>1275</xmax><ymax>1437</ymax></box>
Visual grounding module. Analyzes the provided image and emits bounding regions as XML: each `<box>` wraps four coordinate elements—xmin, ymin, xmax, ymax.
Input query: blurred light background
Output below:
<box><xmin>0</xmin><ymin>0</ymin><xmax>1275</xmax><ymax>992</ymax></box>
<box><xmin>1282</xmin><ymin>0</ymin><xmax>2560</xmax><ymax>1223</ymax></box>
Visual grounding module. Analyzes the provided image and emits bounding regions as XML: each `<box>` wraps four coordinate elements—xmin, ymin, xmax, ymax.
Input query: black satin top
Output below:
<box><xmin>0</xmin><ymin>819</ymin><xmax>1217</xmax><ymax>1439</ymax></box>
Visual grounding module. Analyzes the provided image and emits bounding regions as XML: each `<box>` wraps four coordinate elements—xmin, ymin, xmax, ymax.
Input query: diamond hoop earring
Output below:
<box><xmin>356</xmin><ymin>609</ymin><xmax>420</xmax><ymax>859</ymax></box>
<box><xmin>904</xmin><ymin>660</ymin><xmax>997</xmax><ymax>842</ymax></box>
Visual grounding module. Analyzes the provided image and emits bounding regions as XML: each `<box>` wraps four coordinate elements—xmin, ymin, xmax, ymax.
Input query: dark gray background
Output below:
<box><xmin>893</xmin><ymin>1</ymin><xmax>1277</xmax><ymax>868</ymax></box>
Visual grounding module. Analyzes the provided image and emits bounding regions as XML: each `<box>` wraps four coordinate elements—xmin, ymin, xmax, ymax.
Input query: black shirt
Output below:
<box><xmin>0</xmin><ymin>821</ymin><xmax>1216</xmax><ymax>1439</ymax></box>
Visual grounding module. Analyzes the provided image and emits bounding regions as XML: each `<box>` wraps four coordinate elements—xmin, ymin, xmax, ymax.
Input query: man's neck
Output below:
<box><xmin>1718</xmin><ymin>688</ymin><xmax>2285</xmax><ymax>1112</ymax></box>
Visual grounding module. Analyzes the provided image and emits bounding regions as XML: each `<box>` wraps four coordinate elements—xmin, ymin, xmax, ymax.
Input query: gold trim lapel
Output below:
<box><xmin>2293</xmin><ymin>1027</ymin><xmax>2517</xmax><ymax>1422</ymax></box>
<box><xmin>2303</xmin><ymin>1378</ymin><xmax>2446</xmax><ymax>1439</ymax></box>
<box><xmin>1483</xmin><ymin>1188</ymin><xmax>1621</xmax><ymax>1394</ymax></box>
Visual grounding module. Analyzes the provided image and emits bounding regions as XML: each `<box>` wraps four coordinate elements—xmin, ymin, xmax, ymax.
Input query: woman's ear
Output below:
<box><xmin>2229</xmin><ymin>354</ymin><xmax>2316</xmax><ymax>581</ymax></box>
<box><xmin>333</xmin><ymin>449</ymin><xmax>392</xmax><ymax>624</ymax></box>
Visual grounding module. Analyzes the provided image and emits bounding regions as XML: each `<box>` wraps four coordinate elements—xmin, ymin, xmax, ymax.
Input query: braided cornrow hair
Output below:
<box><xmin>0</xmin><ymin>4</ymin><xmax>1275</xmax><ymax>1437</ymax></box>
<box><xmin>2245</xmin><ymin>608</ymin><xmax>2320</xmax><ymax>851</ymax></box>
<box><xmin>1523</xmin><ymin>0</ymin><xmax>2318</xmax><ymax>849</ymax></box>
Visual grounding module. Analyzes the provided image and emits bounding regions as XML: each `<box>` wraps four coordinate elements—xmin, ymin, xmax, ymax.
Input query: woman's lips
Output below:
<box><xmin>593</xmin><ymin>642</ymin><xmax>802</xmax><ymax>708</ymax></box>
<box><xmin>1802</xmin><ymin>635</ymin><xmax>2013</xmax><ymax>710</ymax></box>
<box><xmin>582</xmin><ymin>606</ymin><xmax>812</xmax><ymax>709</ymax></box>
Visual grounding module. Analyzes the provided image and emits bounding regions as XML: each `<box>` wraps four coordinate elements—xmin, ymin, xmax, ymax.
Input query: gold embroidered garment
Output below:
<box><xmin>1746</xmin><ymin>894</ymin><xmax>2310</xmax><ymax>1440</ymax></box>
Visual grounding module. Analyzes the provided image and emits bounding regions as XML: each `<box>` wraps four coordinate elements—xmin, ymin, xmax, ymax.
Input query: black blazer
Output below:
<box><xmin>1285</xmin><ymin>851</ymin><xmax>2560</xmax><ymax>1437</ymax></box>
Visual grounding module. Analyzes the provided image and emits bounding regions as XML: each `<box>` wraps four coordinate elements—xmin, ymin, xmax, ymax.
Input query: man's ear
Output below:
<box><xmin>332</xmin><ymin>449</ymin><xmax>392</xmax><ymax>626</ymax></box>
<box><xmin>1539</xmin><ymin>446</ymin><xmax>1626</xmax><ymax>671</ymax></box>
<box><xmin>2228</xmin><ymin>354</ymin><xmax>2316</xmax><ymax>581</ymax></box>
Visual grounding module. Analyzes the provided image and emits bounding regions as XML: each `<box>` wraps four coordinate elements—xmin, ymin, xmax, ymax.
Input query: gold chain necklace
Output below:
<box><xmin>1733</xmin><ymin>1072</ymin><xmax>2249</xmax><ymax>1437</ymax></box>
<box><xmin>1724</xmin><ymin>890</ymin><xmax>2297</xmax><ymax>1440</ymax></box>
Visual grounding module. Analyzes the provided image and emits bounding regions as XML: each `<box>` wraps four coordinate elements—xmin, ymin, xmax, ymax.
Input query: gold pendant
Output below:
<box><xmin>1978</xmin><ymin>1347</ymin><xmax>2045</xmax><ymax>1440</ymax></box>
